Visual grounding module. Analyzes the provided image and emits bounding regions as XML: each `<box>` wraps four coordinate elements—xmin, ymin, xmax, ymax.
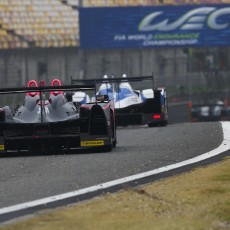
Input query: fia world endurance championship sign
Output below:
<box><xmin>79</xmin><ymin>5</ymin><xmax>230</xmax><ymax>49</ymax></box>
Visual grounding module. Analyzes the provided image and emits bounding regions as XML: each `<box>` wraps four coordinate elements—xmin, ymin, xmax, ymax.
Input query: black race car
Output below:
<box><xmin>0</xmin><ymin>79</ymin><xmax>117</xmax><ymax>154</ymax></box>
<box><xmin>190</xmin><ymin>99</ymin><xmax>230</xmax><ymax>122</ymax></box>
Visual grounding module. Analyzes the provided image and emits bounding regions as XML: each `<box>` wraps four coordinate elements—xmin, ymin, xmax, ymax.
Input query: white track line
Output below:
<box><xmin>0</xmin><ymin>121</ymin><xmax>230</xmax><ymax>216</ymax></box>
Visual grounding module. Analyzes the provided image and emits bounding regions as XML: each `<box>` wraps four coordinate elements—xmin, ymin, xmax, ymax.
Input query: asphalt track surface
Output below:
<box><xmin>0</xmin><ymin>121</ymin><xmax>224</xmax><ymax>211</ymax></box>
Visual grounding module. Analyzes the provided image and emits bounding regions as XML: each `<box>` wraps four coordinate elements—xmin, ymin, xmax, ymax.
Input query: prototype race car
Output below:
<box><xmin>0</xmin><ymin>79</ymin><xmax>117</xmax><ymax>154</ymax></box>
<box><xmin>71</xmin><ymin>74</ymin><xmax>168</xmax><ymax>127</ymax></box>
<box><xmin>189</xmin><ymin>99</ymin><xmax>230</xmax><ymax>122</ymax></box>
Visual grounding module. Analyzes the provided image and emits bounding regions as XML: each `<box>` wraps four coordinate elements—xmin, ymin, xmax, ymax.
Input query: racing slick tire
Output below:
<box><xmin>148</xmin><ymin>119</ymin><xmax>168</xmax><ymax>127</ymax></box>
<box><xmin>0</xmin><ymin>109</ymin><xmax>5</xmax><ymax>152</ymax></box>
<box><xmin>161</xmin><ymin>119</ymin><xmax>168</xmax><ymax>127</ymax></box>
<box><xmin>103</xmin><ymin>144</ymin><xmax>113</xmax><ymax>152</ymax></box>
<box><xmin>0</xmin><ymin>108</ymin><xmax>5</xmax><ymax>122</ymax></box>
<box><xmin>113</xmin><ymin>139</ymin><xmax>117</xmax><ymax>148</ymax></box>
<box><xmin>102</xmin><ymin>138</ymin><xmax>113</xmax><ymax>152</ymax></box>
<box><xmin>148</xmin><ymin>122</ymin><xmax>159</xmax><ymax>127</ymax></box>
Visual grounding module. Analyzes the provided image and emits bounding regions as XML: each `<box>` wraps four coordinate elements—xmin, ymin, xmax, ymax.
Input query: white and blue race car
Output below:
<box><xmin>71</xmin><ymin>74</ymin><xmax>168</xmax><ymax>127</ymax></box>
<box><xmin>97</xmin><ymin>74</ymin><xmax>143</xmax><ymax>125</ymax></box>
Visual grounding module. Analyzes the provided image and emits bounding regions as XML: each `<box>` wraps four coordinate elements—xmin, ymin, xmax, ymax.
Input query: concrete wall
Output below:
<box><xmin>0</xmin><ymin>47</ymin><xmax>229</xmax><ymax>102</ymax></box>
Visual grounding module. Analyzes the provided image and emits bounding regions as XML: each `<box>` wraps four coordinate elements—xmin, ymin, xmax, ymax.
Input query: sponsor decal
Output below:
<box><xmin>0</xmin><ymin>145</ymin><xmax>4</xmax><ymax>151</ymax></box>
<box><xmin>81</xmin><ymin>140</ymin><xmax>105</xmax><ymax>146</ymax></box>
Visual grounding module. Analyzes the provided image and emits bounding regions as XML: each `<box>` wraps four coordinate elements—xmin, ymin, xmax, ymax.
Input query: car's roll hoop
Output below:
<box><xmin>50</xmin><ymin>79</ymin><xmax>64</xmax><ymax>96</ymax></box>
<box><xmin>26</xmin><ymin>80</ymin><xmax>39</xmax><ymax>97</ymax></box>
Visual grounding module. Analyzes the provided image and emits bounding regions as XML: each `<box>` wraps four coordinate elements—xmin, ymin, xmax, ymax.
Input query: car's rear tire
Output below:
<box><xmin>161</xmin><ymin>120</ymin><xmax>168</xmax><ymax>126</ymax></box>
<box><xmin>113</xmin><ymin>139</ymin><xmax>117</xmax><ymax>148</ymax></box>
<box><xmin>103</xmin><ymin>136</ymin><xmax>114</xmax><ymax>152</ymax></box>
<box><xmin>0</xmin><ymin>108</ymin><xmax>5</xmax><ymax>122</ymax></box>
<box><xmin>148</xmin><ymin>123</ymin><xmax>157</xmax><ymax>127</ymax></box>
<box><xmin>103</xmin><ymin>144</ymin><xmax>113</xmax><ymax>152</ymax></box>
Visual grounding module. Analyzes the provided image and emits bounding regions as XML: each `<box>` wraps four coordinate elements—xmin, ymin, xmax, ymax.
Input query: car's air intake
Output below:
<box><xmin>90</xmin><ymin>105</ymin><xmax>107</xmax><ymax>135</ymax></box>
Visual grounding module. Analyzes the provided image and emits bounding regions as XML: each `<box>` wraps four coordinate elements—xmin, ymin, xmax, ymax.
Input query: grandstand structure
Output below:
<box><xmin>1</xmin><ymin>0</ymin><xmax>229</xmax><ymax>50</ymax></box>
<box><xmin>0</xmin><ymin>0</ymin><xmax>229</xmax><ymax>100</ymax></box>
<box><xmin>0</xmin><ymin>0</ymin><xmax>79</xmax><ymax>49</ymax></box>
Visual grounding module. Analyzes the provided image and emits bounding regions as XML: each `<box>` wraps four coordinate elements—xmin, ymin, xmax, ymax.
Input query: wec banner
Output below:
<box><xmin>79</xmin><ymin>5</ymin><xmax>230</xmax><ymax>49</ymax></box>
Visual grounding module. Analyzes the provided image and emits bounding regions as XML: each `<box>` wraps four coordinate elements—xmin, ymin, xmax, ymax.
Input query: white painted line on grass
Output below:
<box><xmin>0</xmin><ymin>121</ymin><xmax>230</xmax><ymax>215</ymax></box>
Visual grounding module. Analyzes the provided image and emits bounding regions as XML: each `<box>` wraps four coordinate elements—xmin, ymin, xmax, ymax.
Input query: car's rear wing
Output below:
<box><xmin>0</xmin><ymin>84</ymin><xmax>96</xmax><ymax>95</ymax></box>
<box><xmin>71</xmin><ymin>75</ymin><xmax>155</xmax><ymax>88</ymax></box>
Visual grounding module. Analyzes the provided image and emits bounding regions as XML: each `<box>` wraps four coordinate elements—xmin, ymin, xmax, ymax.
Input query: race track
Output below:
<box><xmin>0</xmin><ymin>122</ymin><xmax>223</xmax><ymax>210</ymax></box>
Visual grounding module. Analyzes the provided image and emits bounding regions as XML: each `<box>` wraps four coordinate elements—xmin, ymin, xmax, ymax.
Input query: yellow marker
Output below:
<box><xmin>0</xmin><ymin>145</ymin><xmax>5</xmax><ymax>151</ymax></box>
<box><xmin>81</xmin><ymin>140</ymin><xmax>104</xmax><ymax>147</ymax></box>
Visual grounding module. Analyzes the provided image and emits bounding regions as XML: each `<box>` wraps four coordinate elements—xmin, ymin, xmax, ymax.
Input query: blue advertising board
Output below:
<box><xmin>79</xmin><ymin>5</ymin><xmax>230</xmax><ymax>49</ymax></box>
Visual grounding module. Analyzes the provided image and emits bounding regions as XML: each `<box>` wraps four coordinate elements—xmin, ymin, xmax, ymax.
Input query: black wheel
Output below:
<box><xmin>148</xmin><ymin>123</ymin><xmax>158</xmax><ymax>127</ymax></box>
<box><xmin>113</xmin><ymin>139</ymin><xmax>117</xmax><ymax>148</ymax></box>
<box><xmin>103</xmin><ymin>144</ymin><xmax>113</xmax><ymax>152</ymax></box>
<box><xmin>106</xmin><ymin>136</ymin><xmax>113</xmax><ymax>152</ymax></box>
<box><xmin>160</xmin><ymin>120</ymin><xmax>168</xmax><ymax>126</ymax></box>
<box><xmin>111</xmin><ymin>110</ymin><xmax>117</xmax><ymax>148</ymax></box>
<box><xmin>0</xmin><ymin>108</ymin><xmax>5</xmax><ymax>122</ymax></box>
